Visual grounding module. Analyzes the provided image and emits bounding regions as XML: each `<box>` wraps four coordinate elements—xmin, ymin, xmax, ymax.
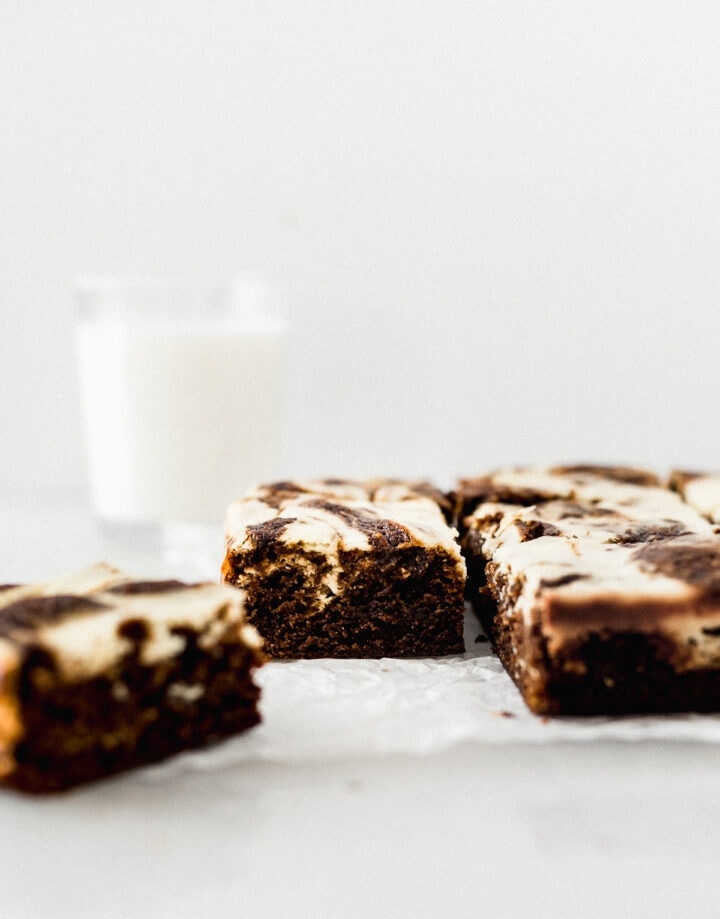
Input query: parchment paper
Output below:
<box><xmin>140</xmin><ymin>605</ymin><xmax>720</xmax><ymax>783</ymax></box>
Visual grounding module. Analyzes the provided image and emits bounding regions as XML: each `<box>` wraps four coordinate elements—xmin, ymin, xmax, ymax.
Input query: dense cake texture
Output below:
<box><xmin>222</xmin><ymin>479</ymin><xmax>466</xmax><ymax>658</ymax></box>
<box><xmin>0</xmin><ymin>564</ymin><xmax>263</xmax><ymax>793</ymax></box>
<box><xmin>459</xmin><ymin>465</ymin><xmax>720</xmax><ymax>715</ymax></box>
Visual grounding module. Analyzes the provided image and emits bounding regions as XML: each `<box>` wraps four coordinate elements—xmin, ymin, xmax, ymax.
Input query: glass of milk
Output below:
<box><xmin>75</xmin><ymin>276</ymin><xmax>286</xmax><ymax>569</ymax></box>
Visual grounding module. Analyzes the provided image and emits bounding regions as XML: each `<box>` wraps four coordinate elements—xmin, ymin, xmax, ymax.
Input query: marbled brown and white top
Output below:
<box><xmin>0</xmin><ymin>562</ymin><xmax>261</xmax><ymax>683</ymax></box>
<box><xmin>465</xmin><ymin>466</ymin><xmax>720</xmax><ymax>669</ymax></box>
<box><xmin>670</xmin><ymin>470</ymin><xmax>720</xmax><ymax>525</ymax></box>
<box><xmin>226</xmin><ymin>479</ymin><xmax>462</xmax><ymax>558</ymax></box>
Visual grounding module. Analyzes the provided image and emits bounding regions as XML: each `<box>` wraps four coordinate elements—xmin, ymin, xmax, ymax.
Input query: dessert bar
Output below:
<box><xmin>222</xmin><ymin>479</ymin><xmax>466</xmax><ymax>658</ymax></box>
<box><xmin>457</xmin><ymin>465</ymin><xmax>720</xmax><ymax>715</ymax></box>
<box><xmin>0</xmin><ymin>563</ymin><xmax>263</xmax><ymax>792</ymax></box>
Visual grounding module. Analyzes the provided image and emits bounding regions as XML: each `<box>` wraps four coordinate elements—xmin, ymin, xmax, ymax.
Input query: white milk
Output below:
<box><xmin>76</xmin><ymin>311</ymin><xmax>285</xmax><ymax>524</ymax></box>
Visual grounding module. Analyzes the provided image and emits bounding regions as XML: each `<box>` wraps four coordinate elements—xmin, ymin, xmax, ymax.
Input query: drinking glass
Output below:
<box><xmin>74</xmin><ymin>276</ymin><xmax>287</xmax><ymax>575</ymax></box>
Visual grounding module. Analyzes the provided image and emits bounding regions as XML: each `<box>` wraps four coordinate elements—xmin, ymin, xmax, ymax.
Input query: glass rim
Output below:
<box><xmin>73</xmin><ymin>273</ymin><xmax>287</xmax><ymax>326</ymax></box>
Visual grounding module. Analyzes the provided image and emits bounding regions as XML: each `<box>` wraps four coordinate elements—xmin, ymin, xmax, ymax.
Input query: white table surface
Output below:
<box><xmin>1</xmin><ymin>493</ymin><xmax>719</xmax><ymax>919</ymax></box>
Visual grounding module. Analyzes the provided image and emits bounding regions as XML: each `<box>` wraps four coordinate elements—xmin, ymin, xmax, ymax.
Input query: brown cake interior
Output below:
<box><xmin>7</xmin><ymin>624</ymin><xmax>261</xmax><ymax>793</ymax></box>
<box><xmin>225</xmin><ymin>545</ymin><xmax>465</xmax><ymax>659</ymax></box>
<box><xmin>486</xmin><ymin>589</ymin><xmax>720</xmax><ymax>717</ymax></box>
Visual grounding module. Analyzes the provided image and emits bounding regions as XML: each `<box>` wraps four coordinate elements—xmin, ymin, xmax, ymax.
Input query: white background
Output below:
<box><xmin>2</xmin><ymin>0</ymin><xmax>720</xmax><ymax>497</ymax></box>
<box><xmin>4</xmin><ymin>9</ymin><xmax>720</xmax><ymax>917</ymax></box>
